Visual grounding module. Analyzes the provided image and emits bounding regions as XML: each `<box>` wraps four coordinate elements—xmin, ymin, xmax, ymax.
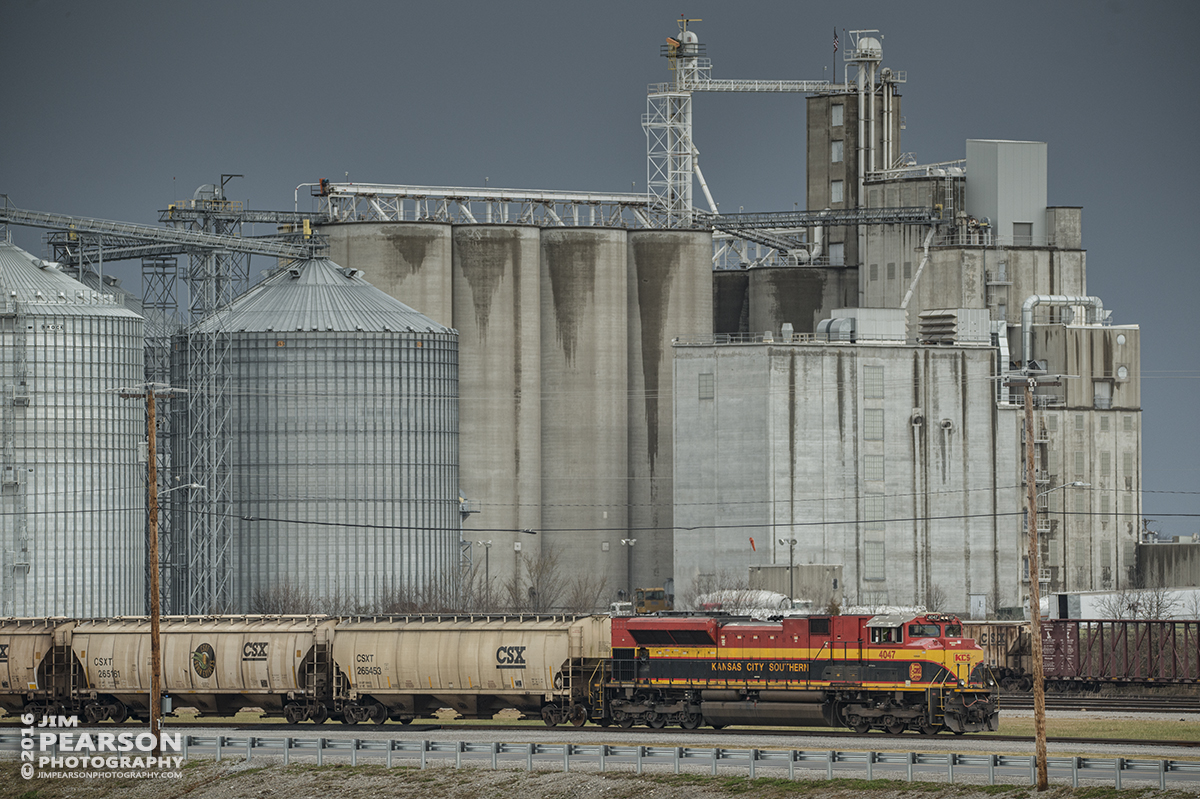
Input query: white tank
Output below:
<box><xmin>0</xmin><ymin>242</ymin><xmax>146</xmax><ymax>616</ymax></box>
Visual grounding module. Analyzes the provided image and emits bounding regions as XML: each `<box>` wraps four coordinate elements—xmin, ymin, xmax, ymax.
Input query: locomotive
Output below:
<box><xmin>0</xmin><ymin>611</ymin><xmax>997</xmax><ymax>735</ymax></box>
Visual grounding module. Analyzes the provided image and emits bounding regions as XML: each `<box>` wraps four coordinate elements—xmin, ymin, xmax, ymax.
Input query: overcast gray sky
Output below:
<box><xmin>5</xmin><ymin>0</ymin><xmax>1198</xmax><ymax>535</ymax></box>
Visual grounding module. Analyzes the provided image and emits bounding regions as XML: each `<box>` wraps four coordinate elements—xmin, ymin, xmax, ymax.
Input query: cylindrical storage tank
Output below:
<box><xmin>713</xmin><ymin>269</ymin><xmax>750</xmax><ymax>336</ymax></box>
<box><xmin>174</xmin><ymin>259</ymin><xmax>459</xmax><ymax>612</ymax></box>
<box><xmin>0</xmin><ymin>242</ymin><xmax>145</xmax><ymax>617</ymax></box>
<box><xmin>540</xmin><ymin>229</ymin><xmax>628</xmax><ymax>598</ymax></box>
<box><xmin>748</xmin><ymin>265</ymin><xmax>858</xmax><ymax>335</ymax></box>
<box><xmin>626</xmin><ymin>230</ymin><xmax>713</xmax><ymax>594</ymax></box>
<box><xmin>318</xmin><ymin>222</ymin><xmax>454</xmax><ymax>327</ymax></box>
<box><xmin>452</xmin><ymin>226</ymin><xmax>542</xmax><ymax>598</ymax></box>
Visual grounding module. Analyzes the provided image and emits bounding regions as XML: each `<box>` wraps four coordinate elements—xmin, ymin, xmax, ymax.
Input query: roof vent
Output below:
<box><xmin>288</xmin><ymin>268</ymin><xmax>301</xmax><ymax>278</ymax></box>
<box><xmin>340</xmin><ymin>267</ymin><xmax>361</xmax><ymax>279</ymax></box>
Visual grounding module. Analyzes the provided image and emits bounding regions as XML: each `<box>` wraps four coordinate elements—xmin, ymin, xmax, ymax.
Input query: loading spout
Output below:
<box><xmin>1020</xmin><ymin>295</ymin><xmax>1105</xmax><ymax>369</ymax></box>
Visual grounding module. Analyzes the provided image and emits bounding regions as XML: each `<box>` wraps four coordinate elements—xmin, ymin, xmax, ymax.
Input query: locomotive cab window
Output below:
<box><xmin>869</xmin><ymin>627</ymin><xmax>902</xmax><ymax>644</ymax></box>
<box><xmin>908</xmin><ymin>623</ymin><xmax>940</xmax><ymax>638</ymax></box>
<box><xmin>944</xmin><ymin>624</ymin><xmax>963</xmax><ymax>638</ymax></box>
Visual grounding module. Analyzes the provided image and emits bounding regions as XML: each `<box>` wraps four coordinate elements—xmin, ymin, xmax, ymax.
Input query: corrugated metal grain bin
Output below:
<box><xmin>173</xmin><ymin>259</ymin><xmax>459</xmax><ymax>611</ymax></box>
<box><xmin>331</xmin><ymin>614</ymin><xmax>611</xmax><ymax>718</ymax></box>
<box><xmin>0</xmin><ymin>242</ymin><xmax>146</xmax><ymax>617</ymax></box>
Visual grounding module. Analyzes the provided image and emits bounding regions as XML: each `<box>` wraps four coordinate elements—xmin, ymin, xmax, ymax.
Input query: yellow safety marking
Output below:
<box><xmin>387</xmin><ymin>677</ymin><xmax>391</xmax><ymax>688</ymax></box>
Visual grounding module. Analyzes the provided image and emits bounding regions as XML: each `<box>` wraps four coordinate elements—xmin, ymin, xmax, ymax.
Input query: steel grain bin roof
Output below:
<box><xmin>190</xmin><ymin>258</ymin><xmax>451</xmax><ymax>334</ymax></box>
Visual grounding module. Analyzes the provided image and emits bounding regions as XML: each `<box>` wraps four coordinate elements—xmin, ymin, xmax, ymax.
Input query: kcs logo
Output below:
<box><xmin>495</xmin><ymin>646</ymin><xmax>527</xmax><ymax>669</ymax></box>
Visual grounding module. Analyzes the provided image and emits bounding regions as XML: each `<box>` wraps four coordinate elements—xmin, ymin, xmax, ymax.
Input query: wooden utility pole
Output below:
<box><xmin>1023</xmin><ymin>377</ymin><xmax>1049</xmax><ymax>791</ymax></box>
<box><xmin>147</xmin><ymin>387</ymin><xmax>163</xmax><ymax>755</ymax></box>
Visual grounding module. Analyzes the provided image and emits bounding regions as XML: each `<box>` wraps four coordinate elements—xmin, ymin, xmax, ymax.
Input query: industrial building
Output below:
<box><xmin>0</xmin><ymin>21</ymin><xmax>1149</xmax><ymax>618</ymax></box>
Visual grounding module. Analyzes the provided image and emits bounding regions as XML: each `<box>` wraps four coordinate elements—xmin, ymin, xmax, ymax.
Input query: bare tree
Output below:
<box><xmin>249</xmin><ymin>580</ymin><xmax>321</xmax><ymax>614</ymax></box>
<box><xmin>1183</xmin><ymin>591</ymin><xmax>1200</xmax><ymax>619</ymax></box>
<box><xmin>561</xmin><ymin>572</ymin><xmax>609</xmax><ymax>614</ymax></box>
<box><xmin>502</xmin><ymin>546</ymin><xmax>567</xmax><ymax>613</ymax></box>
<box><xmin>678</xmin><ymin>569</ymin><xmax>750</xmax><ymax>611</ymax></box>
<box><xmin>1096</xmin><ymin>575</ymin><xmax>1181</xmax><ymax>620</ymax></box>
<box><xmin>926</xmin><ymin>584</ymin><xmax>948</xmax><ymax>613</ymax></box>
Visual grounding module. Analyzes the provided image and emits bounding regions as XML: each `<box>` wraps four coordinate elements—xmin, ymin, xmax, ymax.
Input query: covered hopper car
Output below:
<box><xmin>0</xmin><ymin>611</ymin><xmax>997</xmax><ymax>734</ymax></box>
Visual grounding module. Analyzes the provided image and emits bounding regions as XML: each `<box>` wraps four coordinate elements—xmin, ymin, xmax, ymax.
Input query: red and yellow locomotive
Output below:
<box><xmin>606</xmin><ymin>611</ymin><xmax>998</xmax><ymax>734</ymax></box>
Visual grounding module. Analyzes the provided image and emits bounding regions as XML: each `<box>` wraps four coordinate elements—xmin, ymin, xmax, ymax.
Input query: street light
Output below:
<box><xmin>621</xmin><ymin>539</ymin><xmax>637</xmax><ymax>598</ymax></box>
<box><xmin>778</xmin><ymin>538</ymin><xmax>797</xmax><ymax>603</ymax></box>
<box><xmin>476</xmin><ymin>541</ymin><xmax>492</xmax><ymax>610</ymax></box>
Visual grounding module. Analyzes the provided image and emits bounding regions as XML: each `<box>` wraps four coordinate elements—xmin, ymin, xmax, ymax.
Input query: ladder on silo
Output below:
<box><xmin>1</xmin><ymin>297</ymin><xmax>30</xmax><ymax>615</ymax></box>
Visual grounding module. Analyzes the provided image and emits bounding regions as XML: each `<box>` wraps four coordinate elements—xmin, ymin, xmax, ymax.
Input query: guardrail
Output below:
<box><xmin>4</xmin><ymin>735</ymin><xmax>1198</xmax><ymax>789</ymax></box>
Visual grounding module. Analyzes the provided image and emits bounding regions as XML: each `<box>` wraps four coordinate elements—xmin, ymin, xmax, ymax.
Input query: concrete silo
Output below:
<box><xmin>0</xmin><ymin>241</ymin><xmax>146</xmax><ymax>617</ymax></box>
<box><xmin>176</xmin><ymin>258</ymin><xmax>459</xmax><ymax>611</ymax></box>
<box><xmin>748</xmin><ymin>265</ymin><xmax>858</xmax><ymax>335</ymax></box>
<box><xmin>539</xmin><ymin>229</ymin><xmax>628</xmax><ymax>593</ymax></box>
<box><xmin>626</xmin><ymin>230</ymin><xmax>712</xmax><ymax>591</ymax></box>
<box><xmin>452</xmin><ymin>226</ymin><xmax>542</xmax><ymax>588</ymax></box>
<box><xmin>320</xmin><ymin>222</ymin><xmax>454</xmax><ymax>326</ymax></box>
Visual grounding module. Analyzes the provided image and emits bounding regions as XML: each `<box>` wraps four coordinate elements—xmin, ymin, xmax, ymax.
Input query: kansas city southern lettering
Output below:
<box><xmin>699</xmin><ymin>660</ymin><xmax>810</xmax><ymax>676</ymax></box>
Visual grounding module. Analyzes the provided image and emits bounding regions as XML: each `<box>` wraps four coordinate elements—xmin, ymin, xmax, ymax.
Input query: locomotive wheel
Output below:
<box><xmin>853</xmin><ymin>722</ymin><xmax>871</xmax><ymax>734</ymax></box>
<box><xmin>598</xmin><ymin>717</ymin><xmax>612</xmax><ymax>727</ymax></box>
<box><xmin>679</xmin><ymin>713</ymin><xmax>702</xmax><ymax>730</ymax></box>
<box><xmin>568</xmin><ymin>705</ymin><xmax>588</xmax><ymax>728</ymax></box>
<box><xmin>368</xmin><ymin>703</ymin><xmax>388</xmax><ymax>725</ymax></box>
<box><xmin>918</xmin><ymin>720</ymin><xmax>939</xmax><ymax>736</ymax></box>
<box><xmin>618</xmin><ymin>716</ymin><xmax>635</xmax><ymax>729</ymax></box>
<box><xmin>645</xmin><ymin>714</ymin><xmax>666</xmax><ymax>729</ymax></box>
<box><xmin>885</xmin><ymin>722</ymin><xmax>906</xmax><ymax>735</ymax></box>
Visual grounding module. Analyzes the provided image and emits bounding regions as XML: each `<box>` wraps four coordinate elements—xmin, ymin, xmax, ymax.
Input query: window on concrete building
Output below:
<box><xmin>828</xmin><ymin>242</ymin><xmax>845</xmax><ymax>266</ymax></box>
<box><xmin>1074</xmin><ymin>451</ymin><xmax>1084</xmax><ymax>481</ymax></box>
<box><xmin>864</xmin><ymin>454</ymin><xmax>885</xmax><ymax>482</ymax></box>
<box><xmin>1074</xmin><ymin>490</ymin><xmax>1086</xmax><ymax>515</ymax></box>
<box><xmin>903</xmin><ymin>261</ymin><xmax>912</xmax><ymax>282</ymax></box>
<box><xmin>863</xmin><ymin>541</ymin><xmax>885</xmax><ymax>581</ymax></box>
<box><xmin>831</xmin><ymin>140</ymin><xmax>844</xmax><ymax>163</ymax></box>
<box><xmin>698</xmin><ymin>372</ymin><xmax>714</xmax><ymax>400</ymax></box>
<box><xmin>863</xmin><ymin>365</ymin><xmax>884</xmax><ymax>399</ymax></box>
<box><xmin>1047</xmin><ymin>415</ymin><xmax>1057</xmax><ymax>432</ymax></box>
<box><xmin>863</xmin><ymin>408</ymin><xmax>884</xmax><ymax>440</ymax></box>
<box><xmin>887</xmin><ymin>262</ymin><xmax>896</xmax><ymax>280</ymax></box>
<box><xmin>1013</xmin><ymin>222</ymin><xmax>1033</xmax><ymax>246</ymax></box>
<box><xmin>1100</xmin><ymin>494</ymin><xmax>1110</xmax><ymax>516</ymax></box>
<box><xmin>1075</xmin><ymin>414</ymin><xmax>1084</xmax><ymax>432</ymax></box>
<box><xmin>1123</xmin><ymin>494</ymin><xmax>1133</xmax><ymax>517</ymax></box>
<box><xmin>869</xmin><ymin>263</ymin><xmax>879</xmax><ymax>281</ymax></box>
<box><xmin>1122</xmin><ymin>451</ymin><xmax>1133</xmax><ymax>476</ymax></box>
<box><xmin>1123</xmin><ymin>415</ymin><xmax>1133</xmax><ymax>432</ymax></box>
<box><xmin>1100</xmin><ymin>451</ymin><xmax>1111</xmax><ymax>477</ymax></box>
<box><xmin>1048</xmin><ymin>533</ymin><xmax>1059</xmax><ymax>567</ymax></box>
<box><xmin>831</xmin><ymin>104</ymin><xmax>844</xmax><ymax>127</ymax></box>
<box><xmin>1100</xmin><ymin>416</ymin><xmax>1110</xmax><ymax>432</ymax></box>
<box><xmin>830</xmin><ymin>179</ymin><xmax>844</xmax><ymax>203</ymax></box>
<box><xmin>864</xmin><ymin>495</ymin><xmax>885</xmax><ymax>531</ymax></box>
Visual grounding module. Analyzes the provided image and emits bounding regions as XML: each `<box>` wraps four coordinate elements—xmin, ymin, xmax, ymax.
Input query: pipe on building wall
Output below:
<box><xmin>1020</xmin><ymin>295</ymin><xmax>1106</xmax><ymax>369</ymax></box>
<box><xmin>900</xmin><ymin>227</ymin><xmax>936</xmax><ymax>312</ymax></box>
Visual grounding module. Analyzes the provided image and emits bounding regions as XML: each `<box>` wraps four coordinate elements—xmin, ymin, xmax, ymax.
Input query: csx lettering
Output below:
<box><xmin>93</xmin><ymin>657</ymin><xmax>113</xmax><ymax>666</ymax></box>
<box><xmin>356</xmin><ymin>654</ymin><xmax>374</xmax><ymax>662</ymax></box>
<box><xmin>0</xmin><ymin>643</ymin><xmax>8</xmax><ymax>661</ymax></box>
<box><xmin>496</xmin><ymin>646</ymin><xmax>527</xmax><ymax>665</ymax></box>
<box><xmin>242</xmin><ymin>642</ymin><xmax>269</xmax><ymax>660</ymax></box>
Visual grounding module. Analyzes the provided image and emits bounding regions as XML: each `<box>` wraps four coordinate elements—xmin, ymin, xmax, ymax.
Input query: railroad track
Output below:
<box><xmin>999</xmin><ymin>694</ymin><xmax>1200</xmax><ymax>713</ymax></box>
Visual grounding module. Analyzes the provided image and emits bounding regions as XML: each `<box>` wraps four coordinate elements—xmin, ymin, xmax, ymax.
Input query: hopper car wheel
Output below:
<box><xmin>679</xmin><ymin>713</ymin><xmax>702</xmax><ymax>730</ymax></box>
<box><xmin>398</xmin><ymin>717</ymin><xmax>413</xmax><ymax>725</ymax></box>
<box><xmin>368</xmin><ymin>703</ymin><xmax>387</xmax><ymax>725</ymax></box>
<box><xmin>109</xmin><ymin>703</ymin><xmax>129</xmax><ymax>724</ymax></box>
<box><xmin>340</xmin><ymin>714</ymin><xmax>360</xmax><ymax>725</ymax></box>
<box><xmin>952</xmin><ymin>728</ymin><xmax>966</xmax><ymax>735</ymax></box>
<box><xmin>568</xmin><ymin>705</ymin><xmax>588</xmax><ymax>728</ymax></box>
<box><xmin>84</xmin><ymin>705</ymin><xmax>105</xmax><ymax>725</ymax></box>
<box><xmin>284</xmin><ymin>705</ymin><xmax>302</xmax><ymax>724</ymax></box>
<box><xmin>709</xmin><ymin>724</ymin><xmax>726</xmax><ymax>730</ymax></box>
<box><xmin>645</xmin><ymin>714</ymin><xmax>666</xmax><ymax>729</ymax></box>
<box><xmin>311</xmin><ymin>705</ymin><xmax>328</xmax><ymax>724</ymax></box>
<box><xmin>541</xmin><ymin>707</ymin><xmax>560</xmax><ymax>727</ymax></box>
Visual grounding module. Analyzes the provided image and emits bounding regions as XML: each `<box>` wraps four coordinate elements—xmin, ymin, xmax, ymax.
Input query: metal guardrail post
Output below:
<box><xmin>675</xmin><ymin>747</ymin><xmax>683</xmax><ymax>774</ymax></box>
<box><xmin>455</xmin><ymin>741</ymin><xmax>462</xmax><ymax>769</ymax></box>
<box><xmin>826</xmin><ymin>750</ymin><xmax>833</xmax><ymax>780</ymax></box>
<box><xmin>788</xmin><ymin>750</ymin><xmax>795</xmax><ymax>780</ymax></box>
<box><xmin>636</xmin><ymin>745</ymin><xmax>644</xmax><ymax>775</ymax></box>
<box><xmin>1160</xmin><ymin>759</ymin><xmax>1168</xmax><ymax>790</ymax></box>
<box><xmin>246</xmin><ymin>737</ymin><xmax>252</xmax><ymax>761</ymax></box>
<box><xmin>386</xmin><ymin>740</ymin><xmax>391</xmax><ymax>769</ymax></box>
<box><xmin>948</xmin><ymin>752</ymin><xmax>955</xmax><ymax>784</ymax></box>
<box><xmin>563</xmin><ymin>744</ymin><xmax>569</xmax><ymax>773</ymax></box>
<box><xmin>526</xmin><ymin>742</ymin><xmax>534</xmax><ymax>772</ymax></box>
<box><xmin>1029</xmin><ymin>755</ymin><xmax>1036</xmax><ymax>786</ymax></box>
<box><xmin>866</xmin><ymin>751</ymin><xmax>874</xmax><ymax>781</ymax></box>
<box><xmin>989</xmin><ymin>754</ymin><xmax>996</xmax><ymax>785</ymax></box>
<box><xmin>182</xmin><ymin>736</ymin><xmax>189</xmax><ymax>761</ymax></box>
<box><xmin>351</xmin><ymin>738</ymin><xmax>358</xmax><ymax>767</ymax></box>
<box><xmin>1116</xmin><ymin>757</ymin><xmax>1124</xmax><ymax>790</ymax></box>
<box><xmin>748</xmin><ymin>748</ymin><xmax>756</xmax><ymax>779</ymax></box>
<box><xmin>1072</xmin><ymin>756</ymin><xmax>1079</xmax><ymax>788</ymax></box>
<box><xmin>421</xmin><ymin>740</ymin><xmax>428</xmax><ymax>770</ymax></box>
<box><xmin>712</xmin><ymin>747</ymin><xmax>719</xmax><ymax>775</ymax></box>
<box><xmin>491</xmin><ymin>742</ymin><xmax>498</xmax><ymax>770</ymax></box>
<box><xmin>908</xmin><ymin>752</ymin><xmax>915</xmax><ymax>782</ymax></box>
<box><xmin>215</xmin><ymin>735</ymin><xmax>223</xmax><ymax>763</ymax></box>
<box><xmin>599</xmin><ymin>744</ymin><xmax>606</xmax><ymax>773</ymax></box>
<box><xmin>317</xmin><ymin>738</ymin><xmax>325</xmax><ymax>767</ymax></box>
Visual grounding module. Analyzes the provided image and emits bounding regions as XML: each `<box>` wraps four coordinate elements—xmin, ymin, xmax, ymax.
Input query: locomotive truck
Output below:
<box><xmin>0</xmin><ymin>611</ymin><xmax>998</xmax><ymax>734</ymax></box>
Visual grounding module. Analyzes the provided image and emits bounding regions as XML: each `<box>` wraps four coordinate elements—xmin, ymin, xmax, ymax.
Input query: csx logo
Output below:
<box><xmin>495</xmin><ymin>646</ymin><xmax>527</xmax><ymax>669</ymax></box>
<box><xmin>243</xmin><ymin>642</ymin><xmax>269</xmax><ymax>661</ymax></box>
<box><xmin>0</xmin><ymin>643</ymin><xmax>7</xmax><ymax>663</ymax></box>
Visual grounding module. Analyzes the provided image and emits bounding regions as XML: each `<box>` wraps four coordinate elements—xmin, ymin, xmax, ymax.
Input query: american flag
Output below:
<box><xmin>833</xmin><ymin>28</ymin><xmax>839</xmax><ymax>53</ymax></box>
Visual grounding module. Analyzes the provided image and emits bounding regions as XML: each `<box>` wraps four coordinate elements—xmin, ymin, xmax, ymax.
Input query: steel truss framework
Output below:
<box><xmin>313</xmin><ymin>183</ymin><xmax>655</xmax><ymax>229</ymax></box>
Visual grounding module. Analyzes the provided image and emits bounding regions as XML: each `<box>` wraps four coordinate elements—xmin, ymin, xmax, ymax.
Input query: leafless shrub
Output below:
<box><xmin>249</xmin><ymin>580</ymin><xmax>321</xmax><ymax>614</ymax></box>
<box><xmin>502</xmin><ymin>546</ymin><xmax>567</xmax><ymax>613</ymax></box>
<box><xmin>561</xmin><ymin>572</ymin><xmax>610</xmax><ymax>615</ymax></box>
<box><xmin>678</xmin><ymin>570</ymin><xmax>749</xmax><ymax>611</ymax></box>
<box><xmin>1095</xmin><ymin>575</ymin><xmax>1181</xmax><ymax>620</ymax></box>
<box><xmin>926</xmin><ymin>584</ymin><xmax>948</xmax><ymax>613</ymax></box>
